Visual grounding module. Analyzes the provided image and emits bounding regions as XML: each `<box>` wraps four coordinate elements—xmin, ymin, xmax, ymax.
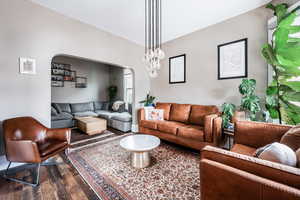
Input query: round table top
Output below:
<box><xmin>120</xmin><ymin>134</ymin><xmax>160</xmax><ymax>152</ymax></box>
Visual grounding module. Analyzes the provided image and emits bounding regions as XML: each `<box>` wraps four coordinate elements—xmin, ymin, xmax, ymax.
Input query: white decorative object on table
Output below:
<box><xmin>120</xmin><ymin>134</ymin><xmax>160</xmax><ymax>168</ymax></box>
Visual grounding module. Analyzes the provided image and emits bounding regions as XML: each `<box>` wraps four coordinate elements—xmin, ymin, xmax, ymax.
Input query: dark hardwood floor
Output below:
<box><xmin>0</xmin><ymin>153</ymin><xmax>100</xmax><ymax>200</ymax></box>
<box><xmin>0</xmin><ymin>127</ymin><xmax>128</xmax><ymax>200</ymax></box>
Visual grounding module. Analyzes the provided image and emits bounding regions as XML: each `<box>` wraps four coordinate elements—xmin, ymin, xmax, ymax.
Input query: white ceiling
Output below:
<box><xmin>30</xmin><ymin>0</ymin><xmax>271</xmax><ymax>46</ymax></box>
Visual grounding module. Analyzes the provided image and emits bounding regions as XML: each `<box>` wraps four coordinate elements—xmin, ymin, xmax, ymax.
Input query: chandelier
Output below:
<box><xmin>143</xmin><ymin>0</ymin><xmax>165</xmax><ymax>78</ymax></box>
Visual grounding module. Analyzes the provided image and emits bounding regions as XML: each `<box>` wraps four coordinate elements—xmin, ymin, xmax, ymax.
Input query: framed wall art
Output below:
<box><xmin>169</xmin><ymin>54</ymin><xmax>186</xmax><ymax>84</ymax></box>
<box><xmin>218</xmin><ymin>38</ymin><xmax>248</xmax><ymax>80</ymax></box>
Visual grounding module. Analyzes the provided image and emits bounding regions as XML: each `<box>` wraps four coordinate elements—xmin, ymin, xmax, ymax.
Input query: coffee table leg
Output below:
<box><xmin>131</xmin><ymin>152</ymin><xmax>150</xmax><ymax>168</ymax></box>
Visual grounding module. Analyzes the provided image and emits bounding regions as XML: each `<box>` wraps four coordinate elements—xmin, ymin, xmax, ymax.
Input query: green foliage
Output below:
<box><xmin>239</xmin><ymin>79</ymin><xmax>261</xmax><ymax>121</ymax></box>
<box><xmin>107</xmin><ymin>85</ymin><xmax>118</xmax><ymax>101</ymax></box>
<box><xmin>221</xmin><ymin>103</ymin><xmax>236</xmax><ymax>128</ymax></box>
<box><xmin>139</xmin><ymin>93</ymin><xmax>156</xmax><ymax>106</ymax></box>
<box><xmin>261</xmin><ymin>3</ymin><xmax>300</xmax><ymax>125</ymax></box>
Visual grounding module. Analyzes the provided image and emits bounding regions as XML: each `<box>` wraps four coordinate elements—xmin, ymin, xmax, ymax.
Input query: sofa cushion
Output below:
<box><xmin>73</xmin><ymin>111</ymin><xmax>98</xmax><ymax>117</ymax></box>
<box><xmin>97</xmin><ymin>112</ymin><xmax>119</xmax><ymax>120</ymax></box>
<box><xmin>111</xmin><ymin>113</ymin><xmax>132</xmax><ymax>122</ymax></box>
<box><xmin>71</xmin><ymin>102</ymin><xmax>94</xmax><ymax>113</ymax></box>
<box><xmin>140</xmin><ymin>120</ymin><xmax>158</xmax><ymax>130</ymax></box>
<box><xmin>189</xmin><ymin>105</ymin><xmax>219</xmax><ymax>126</ymax></box>
<box><xmin>156</xmin><ymin>102</ymin><xmax>172</xmax><ymax>120</ymax></box>
<box><xmin>157</xmin><ymin>121</ymin><xmax>185</xmax><ymax>135</ymax></box>
<box><xmin>231</xmin><ymin>144</ymin><xmax>257</xmax><ymax>156</ymax></box>
<box><xmin>51</xmin><ymin>112</ymin><xmax>73</xmax><ymax>121</ymax></box>
<box><xmin>280</xmin><ymin>125</ymin><xmax>300</xmax><ymax>151</ymax></box>
<box><xmin>254</xmin><ymin>142</ymin><xmax>297</xmax><ymax>167</ymax></box>
<box><xmin>52</xmin><ymin>103</ymin><xmax>71</xmax><ymax>113</ymax></box>
<box><xmin>51</xmin><ymin>106</ymin><xmax>58</xmax><ymax>116</ymax></box>
<box><xmin>169</xmin><ymin>104</ymin><xmax>191</xmax><ymax>123</ymax></box>
<box><xmin>94</xmin><ymin>101</ymin><xmax>104</xmax><ymax>110</ymax></box>
<box><xmin>177</xmin><ymin>125</ymin><xmax>204</xmax><ymax>141</ymax></box>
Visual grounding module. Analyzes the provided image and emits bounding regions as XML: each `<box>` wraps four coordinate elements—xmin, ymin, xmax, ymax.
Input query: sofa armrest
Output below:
<box><xmin>47</xmin><ymin>128</ymin><xmax>71</xmax><ymax>144</ymax></box>
<box><xmin>137</xmin><ymin>108</ymin><xmax>145</xmax><ymax>124</ymax></box>
<box><xmin>6</xmin><ymin>140</ymin><xmax>41</xmax><ymax>163</ymax></box>
<box><xmin>234</xmin><ymin>121</ymin><xmax>292</xmax><ymax>148</ymax></box>
<box><xmin>201</xmin><ymin>146</ymin><xmax>300</xmax><ymax>189</ymax></box>
<box><xmin>203</xmin><ymin>114</ymin><xmax>218</xmax><ymax>143</ymax></box>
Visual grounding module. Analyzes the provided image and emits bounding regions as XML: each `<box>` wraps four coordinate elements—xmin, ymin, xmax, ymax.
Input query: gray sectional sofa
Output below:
<box><xmin>51</xmin><ymin>101</ymin><xmax>132</xmax><ymax>132</ymax></box>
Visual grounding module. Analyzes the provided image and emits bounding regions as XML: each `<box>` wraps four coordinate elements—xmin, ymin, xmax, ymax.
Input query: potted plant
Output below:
<box><xmin>239</xmin><ymin>79</ymin><xmax>261</xmax><ymax>121</ymax></box>
<box><xmin>221</xmin><ymin>103</ymin><xmax>236</xmax><ymax>128</ymax></box>
<box><xmin>107</xmin><ymin>85</ymin><xmax>118</xmax><ymax>102</ymax></box>
<box><xmin>261</xmin><ymin>3</ymin><xmax>300</xmax><ymax>124</ymax></box>
<box><xmin>139</xmin><ymin>93</ymin><xmax>156</xmax><ymax>107</ymax></box>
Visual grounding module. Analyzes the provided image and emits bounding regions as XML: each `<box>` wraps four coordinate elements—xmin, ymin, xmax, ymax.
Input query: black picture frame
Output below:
<box><xmin>169</xmin><ymin>54</ymin><xmax>186</xmax><ymax>84</ymax></box>
<box><xmin>218</xmin><ymin>38</ymin><xmax>248</xmax><ymax>80</ymax></box>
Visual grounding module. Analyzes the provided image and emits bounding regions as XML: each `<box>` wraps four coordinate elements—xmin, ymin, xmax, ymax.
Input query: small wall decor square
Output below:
<box><xmin>19</xmin><ymin>57</ymin><xmax>36</xmax><ymax>74</ymax></box>
<box><xmin>218</xmin><ymin>38</ymin><xmax>248</xmax><ymax>80</ymax></box>
<box><xmin>169</xmin><ymin>54</ymin><xmax>186</xmax><ymax>84</ymax></box>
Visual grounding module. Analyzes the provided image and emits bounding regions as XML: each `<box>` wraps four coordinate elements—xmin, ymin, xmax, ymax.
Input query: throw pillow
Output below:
<box><xmin>145</xmin><ymin>108</ymin><xmax>164</xmax><ymax>121</ymax></box>
<box><xmin>296</xmin><ymin>148</ymin><xmax>300</xmax><ymax>168</ymax></box>
<box><xmin>280</xmin><ymin>125</ymin><xmax>300</xmax><ymax>151</ymax></box>
<box><xmin>51</xmin><ymin>106</ymin><xmax>58</xmax><ymax>116</ymax></box>
<box><xmin>254</xmin><ymin>142</ymin><xmax>297</xmax><ymax>167</ymax></box>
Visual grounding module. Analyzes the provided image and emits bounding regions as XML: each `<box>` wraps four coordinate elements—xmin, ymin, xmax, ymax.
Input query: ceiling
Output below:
<box><xmin>30</xmin><ymin>0</ymin><xmax>271</xmax><ymax>46</ymax></box>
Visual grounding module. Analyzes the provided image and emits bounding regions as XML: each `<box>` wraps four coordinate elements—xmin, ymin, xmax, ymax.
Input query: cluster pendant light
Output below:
<box><xmin>143</xmin><ymin>0</ymin><xmax>165</xmax><ymax>78</ymax></box>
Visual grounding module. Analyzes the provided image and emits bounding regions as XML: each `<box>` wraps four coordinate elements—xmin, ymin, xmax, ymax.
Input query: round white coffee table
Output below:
<box><xmin>120</xmin><ymin>134</ymin><xmax>160</xmax><ymax>168</ymax></box>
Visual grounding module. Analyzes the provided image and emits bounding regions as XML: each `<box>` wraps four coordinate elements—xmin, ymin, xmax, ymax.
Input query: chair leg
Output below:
<box><xmin>4</xmin><ymin>162</ymin><xmax>41</xmax><ymax>187</ymax></box>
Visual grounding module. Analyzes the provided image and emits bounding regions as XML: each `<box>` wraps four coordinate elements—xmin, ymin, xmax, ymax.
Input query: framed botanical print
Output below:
<box><xmin>169</xmin><ymin>54</ymin><xmax>186</xmax><ymax>84</ymax></box>
<box><xmin>218</xmin><ymin>38</ymin><xmax>248</xmax><ymax>80</ymax></box>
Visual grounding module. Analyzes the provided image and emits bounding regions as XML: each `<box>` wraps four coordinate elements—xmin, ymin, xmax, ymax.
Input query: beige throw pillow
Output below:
<box><xmin>254</xmin><ymin>142</ymin><xmax>297</xmax><ymax>167</ymax></box>
<box><xmin>280</xmin><ymin>125</ymin><xmax>300</xmax><ymax>151</ymax></box>
<box><xmin>296</xmin><ymin>148</ymin><xmax>300</xmax><ymax>168</ymax></box>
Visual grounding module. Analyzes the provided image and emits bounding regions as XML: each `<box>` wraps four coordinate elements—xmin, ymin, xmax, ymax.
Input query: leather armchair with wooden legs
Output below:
<box><xmin>3</xmin><ymin>117</ymin><xmax>71</xmax><ymax>187</ymax></box>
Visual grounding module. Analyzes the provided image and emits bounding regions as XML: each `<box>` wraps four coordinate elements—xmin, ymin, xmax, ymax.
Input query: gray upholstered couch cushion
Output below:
<box><xmin>73</xmin><ymin>111</ymin><xmax>98</xmax><ymax>117</ymax></box>
<box><xmin>51</xmin><ymin>106</ymin><xmax>58</xmax><ymax>116</ymax></box>
<box><xmin>111</xmin><ymin>112</ymin><xmax>132</xmax><ymax>122</ymax></box>
<box><xmin>94</xmin><ymin>101</ymin><xmax>104</xmax><ymax>110</ymax></box>
<box><xmin>71</xmin><ymin>102</ymin><xmax>94</xmax><ymax>113</ymax></box>
<box><xmin>51</xmin><ymin>112</ymin><xmax>73</xmax><ymax>121</ymax></box>
<box><xmin>52</xmin><ymin>103</ymin><xmax>72</xmax><ymax>113</ymax></box>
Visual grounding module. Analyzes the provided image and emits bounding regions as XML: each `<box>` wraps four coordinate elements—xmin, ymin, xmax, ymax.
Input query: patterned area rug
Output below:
<box><xmin>67</xmin><ymin>134</ymin><xmax>200</xmax><ymax>200</ymax></box>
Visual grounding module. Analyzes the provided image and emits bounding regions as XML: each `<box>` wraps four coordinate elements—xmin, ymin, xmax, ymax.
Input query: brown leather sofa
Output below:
<box><xmin>200</xmin><ymin>121</ymin><xmax>300</xmax><ymax>200</ymax></box>
<box><xmin>3</xmin><ymin>117</ymin><xmax>71</xmax><ymax>186</ymax></box>
<box><xmin>138</xmin><ymin>102</ymin><xmax>222</xmax><ymax>150</ymax></box>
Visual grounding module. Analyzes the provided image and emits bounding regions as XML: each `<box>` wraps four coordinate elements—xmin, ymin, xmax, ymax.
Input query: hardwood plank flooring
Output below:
<box><xmin>0</xmin><ymin>154</ymin><xmax>100</xmax><ymax>200</ymax></box>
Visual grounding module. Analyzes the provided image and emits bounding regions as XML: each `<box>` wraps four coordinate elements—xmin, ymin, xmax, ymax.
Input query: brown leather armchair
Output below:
<box><xmin>200</xmin><ymin>121</ymin><xmax>300</xmax><ymax>200</ymax></box>
<box><xmin>3</xmin><ymin>117</ymin><xmax>71</xmax><ymax>187</ymax></box>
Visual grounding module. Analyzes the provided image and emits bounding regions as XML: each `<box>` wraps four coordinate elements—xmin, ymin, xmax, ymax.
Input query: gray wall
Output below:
<box><xmin>0</xmin><ymin>0</ymin><xmax>150</xmax><ymax>159</ymax></box>
<box><xmin>109</xmin><ymin>67</ymin><xmax>125</xmax><ymax>101</ymax></box>
<box><xmin>152</xmin><ymin>6</ymin><xmax>271</xmax><ymax>107</ymax></box>
<box><xmin>51</xmin><ymin>56</ymin><xmax>110</xmax><ymax>103</ymax></box>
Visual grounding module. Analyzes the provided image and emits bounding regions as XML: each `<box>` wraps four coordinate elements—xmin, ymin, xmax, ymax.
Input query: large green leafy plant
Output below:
<box><xmin>239</xmin><ymin>79</ymin><xmax>261</xmax><ymax>121</ymax></box>
<box><xmin>107</xmin><ymin>85</ymin><xmax>118</xmax><ymax>101</ymax></box>
<box><xmin>261</xmin><ymin>3</ymin><xmax>300</xmax><ymax>124</ymax></box>
<box><xmin>221</xmin><ymin>103</ymin><xmax>236</xmax><ymax>128</ymax></box>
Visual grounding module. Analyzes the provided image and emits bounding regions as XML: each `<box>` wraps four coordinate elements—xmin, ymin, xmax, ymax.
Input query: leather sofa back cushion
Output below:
<box><xmin>169</xmin><ymin>104</ymin><xmax>191</xmax><ymax>123</ymax></box>
<box><xmin>71</xmin><ymin>102</ymin><xmax>94</xmax><ymax>113</ymax></box>
<box><xmin>189</xmin><ymin>105</ymin><xmax>219</xmax><ymax>126</ymax></box>
<box><xmin>280</xmin><ymin>125</ymin><xmax>300</xmax><ymax>151</ymax></box>
<box><xmin>155</xmin><ymin>103</ymin><xmax>172</xmax><ymax>120</ymax></box>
